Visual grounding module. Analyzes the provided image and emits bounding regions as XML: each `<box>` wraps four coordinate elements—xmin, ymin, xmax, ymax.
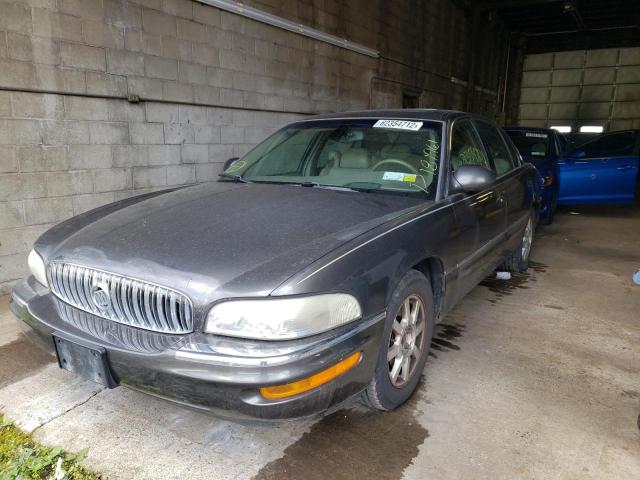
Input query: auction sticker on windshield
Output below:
<box><xmin>373</xmin><ymin>120</ymin><xmax>423</xmax><ymax>131</ymax></box>
<box><xmin>383</xmin><ymin>171</ymin><xmax>417</xmax><ymax>182</ymax></box>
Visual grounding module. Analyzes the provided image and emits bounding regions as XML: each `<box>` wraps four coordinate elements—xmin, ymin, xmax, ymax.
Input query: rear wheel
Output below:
<box><xmin>501</xmin><ymin>211</ymin><xmax>535</xmax><ymax>273</ymax></box>
<box><xmin>362</xmin><ymin>270</ymin><xmax>434</xmax><ymax>411</ymax></box>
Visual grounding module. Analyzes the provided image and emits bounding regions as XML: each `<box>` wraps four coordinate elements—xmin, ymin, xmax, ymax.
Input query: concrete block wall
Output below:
<box><xmin>0</xmin><ymin>0</ymin><xmax>503</xmax><ymax>291</ymax></box>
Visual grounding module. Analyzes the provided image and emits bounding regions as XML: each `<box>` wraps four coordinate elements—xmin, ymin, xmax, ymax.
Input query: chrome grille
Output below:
<box><xmin>47</xmin><ymin>263</ymin><xmax>193</xmax><ymax>334</ymax></box>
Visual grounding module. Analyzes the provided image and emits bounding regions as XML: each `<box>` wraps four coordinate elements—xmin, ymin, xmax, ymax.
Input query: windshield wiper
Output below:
<box><xmin>218</xmin><ymin>172</ymin><xmax>252</xmax><ymax>183</ymax></box>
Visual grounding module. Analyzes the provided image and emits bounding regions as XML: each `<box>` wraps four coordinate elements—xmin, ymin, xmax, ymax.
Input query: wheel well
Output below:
<box><xmin>412</xmin><ymin>257</ymin><xmax>445</xmax><ymax>318</ymax></box>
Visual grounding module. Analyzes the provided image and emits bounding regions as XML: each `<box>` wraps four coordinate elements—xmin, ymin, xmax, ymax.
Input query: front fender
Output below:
<box><xmin>270</xmin><ymin>199</ymin><xmax>457</xmax><ymax>317</ymax></box>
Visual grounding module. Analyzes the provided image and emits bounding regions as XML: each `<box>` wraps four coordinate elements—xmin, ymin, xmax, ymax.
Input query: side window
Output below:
<box><xmin>556</xmin><ymin>133</ymin><xmax>569</xmax><ymax>156</ymax></box>
<box><xmin>579</xmin><ymin>131</ymin><xmax>637</xmax><ymax>158</ymax></box>
<box><xmin>475</xmin><ymin>121</ymin><xmax>515</xmax><ymax>175</ymax></box>
<box><xmin>450</xmin><ymin>120</ymin><xmax>490</xmax><ymax>171</ymax></box>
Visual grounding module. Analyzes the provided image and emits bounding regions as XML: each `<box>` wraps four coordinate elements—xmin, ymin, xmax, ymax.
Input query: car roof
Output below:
<box><xmin>302</xmin><ymin>109</ymin><xmax>472</xmax><ymax>123</ymax></box>
<box><xmin>504</xmin><ymin>126</ymin><xmax>557</xmax><ymax>134</ymax></box>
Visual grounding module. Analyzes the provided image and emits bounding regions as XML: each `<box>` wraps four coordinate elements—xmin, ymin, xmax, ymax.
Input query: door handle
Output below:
<box><xmin>496</xmin><ymin>195</ymin><xmax>505</xmax><ymax>208</ymax></box>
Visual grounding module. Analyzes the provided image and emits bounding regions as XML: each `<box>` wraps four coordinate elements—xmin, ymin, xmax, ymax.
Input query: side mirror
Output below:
<box><xmin>450</xmin><ymin>165</ymin><xmax>497</xmax><ymax>194</ymax></box>
<box><xmin>223</xmin><ymin>157</ymin><xmax>239</xmax><ymax>171</ymax></box>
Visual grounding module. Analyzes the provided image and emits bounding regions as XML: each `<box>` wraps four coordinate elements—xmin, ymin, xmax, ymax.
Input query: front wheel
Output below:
<box><xmin>501</xmin><ymin>211</ymin><xmax>535</xmax><ymax>272</ymax></box>
<box><xmin>362</xmin><ymin>270</ymin><xmax>435</xmax><ymax>411</ymax></box>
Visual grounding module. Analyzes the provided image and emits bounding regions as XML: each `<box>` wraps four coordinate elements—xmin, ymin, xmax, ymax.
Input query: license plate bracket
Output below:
<box><xmin>53</xmin><ymin>334</ymin><xmax>117</xmax><ymax>388</ymax></box>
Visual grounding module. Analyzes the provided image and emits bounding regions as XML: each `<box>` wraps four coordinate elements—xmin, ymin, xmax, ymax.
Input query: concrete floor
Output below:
<box><xmin>1</xmin><ymin>204</ymin><xmax>639</xmax><ymax>480</ymax></box>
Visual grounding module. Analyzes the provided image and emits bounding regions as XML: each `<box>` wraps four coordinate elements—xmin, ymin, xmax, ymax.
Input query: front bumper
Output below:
<box><xmin>10</xmin><ymin>277</ymin><xmax>385</xmax><ymax>420</ymax></box>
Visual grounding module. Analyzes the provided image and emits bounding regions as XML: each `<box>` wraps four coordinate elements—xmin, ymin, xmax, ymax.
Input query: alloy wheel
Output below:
<box><xmin>387</xmin><ymin>294</ymin><xmax>426</xmax><ymax>388</ymax></box>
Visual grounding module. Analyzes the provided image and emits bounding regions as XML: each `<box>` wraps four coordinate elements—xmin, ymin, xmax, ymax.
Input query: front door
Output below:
<box><xmin>558</xmin><ymin>131</ymin><xmax>639</xmax><ymax>205</ymax></box>
<box><xmin>448</xmin><ymin>119</ymin><xmax>506</xmax><ymax>305</ymax></box>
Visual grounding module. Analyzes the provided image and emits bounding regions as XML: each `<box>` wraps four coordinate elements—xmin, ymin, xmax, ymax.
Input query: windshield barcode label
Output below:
<box><xmin>373</xmin><ymin>120</ymin><xmax>423</xmax><ymax>131</ymax></box>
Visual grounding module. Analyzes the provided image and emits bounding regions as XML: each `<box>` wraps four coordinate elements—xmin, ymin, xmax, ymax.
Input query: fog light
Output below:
<box><xmin>259</xmin><ymin>351</ymin><xmax>362</xmax><ymax>399</ymax></box>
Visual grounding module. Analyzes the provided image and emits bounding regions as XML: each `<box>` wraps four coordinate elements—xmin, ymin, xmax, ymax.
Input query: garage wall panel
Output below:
<box><xmin>0</xmin><ymin>0</ymin><xmax>502</xmax><ymax>291</ymax></box>
<box><xmin>518</xmin><ymin>47</ymin><xmax>640</xmax><ymax>131</ymax></box>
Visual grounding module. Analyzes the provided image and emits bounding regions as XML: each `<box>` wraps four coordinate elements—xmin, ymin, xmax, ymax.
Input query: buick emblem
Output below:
<box><xmin>91</xmin><ymin>283</ymin><xmax>111</xmax><ymax>310</ymax></box>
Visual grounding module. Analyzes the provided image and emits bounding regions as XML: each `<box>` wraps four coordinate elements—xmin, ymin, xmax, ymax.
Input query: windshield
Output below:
<box><xmin>505</xmin><ymin>130</ymin><xmax>550</xmax><ymax>158</ymax></box>
<box><xmin>222</xmin><ymin>119</ymin><xmax>443</xmax><ymax>197</ymax></box>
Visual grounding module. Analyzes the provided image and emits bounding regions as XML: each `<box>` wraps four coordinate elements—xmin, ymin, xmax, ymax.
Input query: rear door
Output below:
<box><xmin>558</xmin><ymin>131</ymin><xmax>638</xmax><ymax>205</ymax></box>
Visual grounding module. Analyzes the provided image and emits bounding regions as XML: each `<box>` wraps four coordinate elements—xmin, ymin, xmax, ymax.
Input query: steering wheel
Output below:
<box><xmin>372</xmin><ymin>159</ymin><xmax>418</xmax><ymax>174</ymax></box>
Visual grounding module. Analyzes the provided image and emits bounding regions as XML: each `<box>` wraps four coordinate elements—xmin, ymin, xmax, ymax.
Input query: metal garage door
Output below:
<box><xmin>518</xmin><ymin>47</ymin><xmax>640</xmax><ymax>132</ymax></box>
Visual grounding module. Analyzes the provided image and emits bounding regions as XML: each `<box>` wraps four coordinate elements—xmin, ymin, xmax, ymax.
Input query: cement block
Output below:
<box><xmin>0</xmin><ymin>119</ymin><xmax>41</xmax><ymax>145</ymax></box>
<box><xmin>0</xmin><ymin>201</ymin><xmax>24</xmax><ymax>228</ymax></box>
<box><xmin>32</xmin><ymin>9</ymin><xmax>83</xmax><ymax>42</ymax></box>
<box><xmin>33</xmin><ymin>65</ymin><xmax>86</xmax><ymax>93</ymax></box>
<box><xmin>145</xmin><ymin>55</ymin><xmax>178</xmax><ymax>80</ymax></box>
<box><xmin>0</xmin><ymin>2</ymin><xmax>32</xmax><ymax>34</ymax></box>
<box><xmin>46</xmin><ymin>171</ymin><xmax>93</xmax><ymax>196</ymax></box>
<box><xmin>133</xmin><ymin>165</ymin><xmax>166</xmax><ymax>188</ymax></box>
<box><xmin>142</xmin><ymin>8</ymin><xmax>176</xmax><ymax>36</ymax></box>
<box><xmin>177</xmin><ymin>19</ymin><xmax>207</xmax><ymax>43</ymax></box>
<box><xmin>89</xmin><ymin>122</ymin><xmax>129</xmax><ymax>144</ymax></box>
<box><xmin>0</xmin><ymin>252</ymin><xmax>29</xmax><ymax>283</ymax></box>
<box><xmin>195</xmin><ymin>162</ymin><xmax>220</xmax><ymax>182</ymax></box>
<box><xmin>130</xmin><ymin>122</ymin><xmax>164</xmax><ymax>144</ymax></box>
<box><xmin>7</xmin><ymin>33</ymin><xmax>60</xmax><ymax>65</ymax></box>
<box><xmin>127</xmin><ymin>76</ymin><xmax>163</xmax><ymax>99</ymax></box>
<box><xmin>163</xmin><ymin>123</ymin><xmax>194</xmax><ymax>144</ymax></box>
<box><xmin>0</xmin><ymin>173</ymin><xmax>47</xmax><ymax>200</ymax></box>
<box><xmin>208</xmin><ymin>143</ymin><xmax>234</xmax><ymax>161</ymax></box>
<box><xmin>166</xmin><ymin>164</ymin><xmax>195</xmax><ymax>185</ymax></box>
<box><xmin>0</xmin><ymin>225</ymin><xmax>46</xmax><ymax>257</ymax></box>
<box><xmin>64</xmin><ymin>96</ymin><xmax>109</xmax><ymax>120</ymax></box>
<box><xmin>68</xmin><ymin>145</ymin><xmax>112</xmax><ymax>170</ymax></box>
<box><xmin>619</xmin><ymin>48</ymin><xmax>640</xmax><ymax>66</ymax></box>
<box><xmin>92</xmin><ymin>167</ymin><xmax>132</xmax><ymax>192</ymax></box>
<box><xmin>12</xmin><ymin>92</ymin><xmax>64</xmax><ymax>119</ymax></box>
<box><xmin>193</xmin><ymin>85</ymin><xmax>220</xmax><ymax>104</ymax></box>
<box><xmin>617</xmin><ymin>66</ymin><xmax>640</xmax><ymax>84</ymax></box>
<box><xmin>17</xmin><ymin>146</ymin><xmax>68</xmax><ymax>172</ymax></box>
<box><xmin>162</xmin><ymin>80</ymin><xmax>193</xmax><ymax>102</ymax></box>
<box><xmin>585</xmin><ymin>48</ymin><xmax>618</xmax><ymax>68</ymax></box>
<box><xmin>24</xmin><ymin>196</ymin><xmax>73</xmax><ymax>225</ymax></box>
<box><xmin>178</xmin><ymin>105</ymin><xmax>207</xmax><ymax>124</ymax></box>
<box><xmin>112</xmin><ymin>145</ymin><xmax>149</xmax><ymax>167</ymax></box>
<box><xmin>60</xmin><ymin>0</ymin><xmax>103</xmax><ymax>19</ymax></box>
<box><xmin>193</xmin><ymin>125</ymin><xmax>220</xmax><ymax>143</ymax></box>
<box><xmin>180</xmin><ymin>144</ymin><xmax>207</xmax><ymax>164</ymax></box>
<box><xmin>107</xmin><ymin>49</ymin><xmax>145</xmax><ymax>76</ymax></box>
<box><xmin>206</xmin><ymin>67</ymin><xmax>233</xmax><ymax>88</ymax></box>
<box><xmin>161</xmin><ymin>37</ymin><xmax>192</xmax><ymax>61</ymax></box>
<box><xmin>104</xmin><ymin>0</ymin><xmax>143</xmax><ymax>28</ymax></box>
<box><xmin>553</xmin><ymin>51</ymin><xmax>585</xmax><ymax>69</ymax></box>
<box><xmin>148</xmin><ymin>145</ymin><xmax>180</xmax><ymax>165</ymax></box>
<box><xmin>162</xmin><ymin>0</ymin><xmax>193</xmax><ymax>19</ymax></box>
<box><xmin>192</xmin><ymin>44</ymin><xmax>219</xmax><ymax>67</ymax></box>
<box><xmin>178</xmin><ymin>62</ymin><xmax>207</xmax><ymax>84</ymax></box>
<box><xmin>146</xmin><ymin>103</ymin><xmax>179</xmax><ymax>123</ymax></box>
<box><xmin>0</xmin><ymin>59</ymin><xmax>35</xmax><ymax>89</ymax></box>
<box><xmin>583</xmin><ymin>68</ymin><xmax>615</xmax><ymax>85</ymax></box>
<box><xmin>0</xmin><ymin>147</ymin><xmax>17</xmax><ymax>173</ymax></box>
<box><xmin>194</xmin><ymin>3</ymin><xmax>220</xmax><ymax>26</ymax></box>
<box><xmin>220</xmin><ymin>126</ymin><xmax>244</xmax><ymax>144</ymax></box>
<box><xmin>124</xmin><ymin>30</ymin><xmax>162</xmax><ymax>56</ymax></box>
<box><xmin>108</xmin><ymin>102</ymin><xmax>145</xmax><ymax>122</ymax></box>
<box><xmin>0</xmin><ymin>91</ymin><xmax>9</xmax><ymax>117</ymax></box>
<box><xmin>60</xmin><ymin>42</ymin><xmax>106</xmax><ymax>71</ymax></box>
<box><xmin>41</xmin><ymin>120</ymin><xmax>90</xmax><ymax>145</ymax></box>
<box><xmin>86</xmin><ymin>72</ymin><xmax>128</xmax><ymax>96</ymax></box>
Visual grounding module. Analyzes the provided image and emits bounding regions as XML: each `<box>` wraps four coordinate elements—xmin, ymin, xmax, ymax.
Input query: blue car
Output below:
<box><xmin>558</xmin><ymin>130</ymin><xmax>639</xmax><ymax>205</ymax></box>
<box><xmin>505</xmin><ymin>127</ymin><xmax>566</xmax><ymax>224</ymax></box>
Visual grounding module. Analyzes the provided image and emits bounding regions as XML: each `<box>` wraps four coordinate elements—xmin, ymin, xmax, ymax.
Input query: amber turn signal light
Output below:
<box><xmin>260</xmin><ymin>351</ymin><xmax>362</xmax><ymax>400</ymax></box>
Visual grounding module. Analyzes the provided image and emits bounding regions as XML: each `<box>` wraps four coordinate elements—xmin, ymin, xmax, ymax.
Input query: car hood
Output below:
<box><xmin>41</xmin><ymin>182</ymin><xmax>425</xmax><ymax>305</ymax></box>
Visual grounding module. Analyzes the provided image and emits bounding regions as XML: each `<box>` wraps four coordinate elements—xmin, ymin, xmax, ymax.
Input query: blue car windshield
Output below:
<box><xmin>506</xmin><ymin>130</ymin><xmax>550</xmax><ymax>158</ymax></box>
<box><xmin>223</xmin><ymin>119</ymin><xmax>443</xmax><ymax>198</ymax></box>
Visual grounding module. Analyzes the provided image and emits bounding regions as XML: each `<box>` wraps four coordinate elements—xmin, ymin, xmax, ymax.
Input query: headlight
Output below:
<box><xmin>28</xmin><ymin>249</ymin><xmax>48</xmax><ymax>287</ymax></box>
<box><xmin>205</xmin><ymin>294</ymin><xmax>362</xmax><ymax>340</ymax></box>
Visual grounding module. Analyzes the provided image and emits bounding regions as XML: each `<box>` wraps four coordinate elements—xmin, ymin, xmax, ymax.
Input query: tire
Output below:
<box><xmin>362</xmin><ymin>269</ymin><xmax>435</xmax><ymax>411</ymax></box>
<box><xmin>501</xmin><ymin>210</ymin><xmax>535</xmax><ymax>273</ymax></box>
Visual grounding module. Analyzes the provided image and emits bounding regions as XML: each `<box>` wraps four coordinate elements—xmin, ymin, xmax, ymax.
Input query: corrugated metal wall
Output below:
<box><xmin>518</xmin><ymin>47</ymin><xmax>640</xmax><ymax>131</ymax></box>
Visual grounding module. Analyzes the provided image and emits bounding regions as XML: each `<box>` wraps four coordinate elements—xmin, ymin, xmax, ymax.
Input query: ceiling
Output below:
<box><xmin>478</xmin><ymin>0</ymin><xmax>640</xmax><ymax>53</ymax></box>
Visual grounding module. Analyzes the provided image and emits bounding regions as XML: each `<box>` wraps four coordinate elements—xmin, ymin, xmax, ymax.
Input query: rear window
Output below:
<box><xmin>505</xmin><ymin>130</ymin><xmax>550</xmax><ymax>158</ymax></box>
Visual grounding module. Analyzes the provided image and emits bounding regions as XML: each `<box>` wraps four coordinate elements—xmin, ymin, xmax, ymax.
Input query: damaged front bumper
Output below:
<box><xmin>10</xmin><ymin>277</ymin><xmax>385</xmax><ymax>420</ymax></box>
